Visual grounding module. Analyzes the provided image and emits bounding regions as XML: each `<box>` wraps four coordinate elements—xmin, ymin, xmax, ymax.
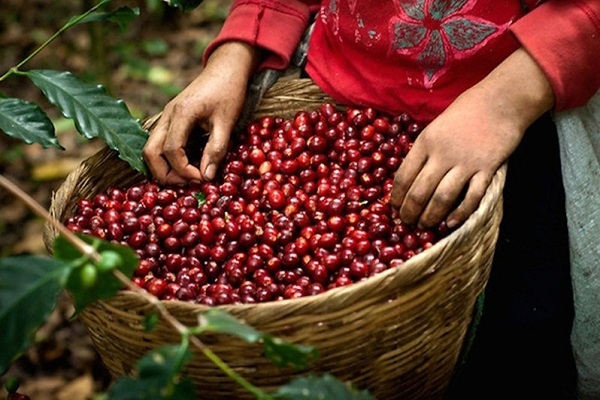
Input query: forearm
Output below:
<box><xmin>469</xmin><ymin>47</ymin><xmax>555</xmax><ymax>133</ymax></box>
<box><xmin>203</xmin><ymin>41</ymin><xmax>263</xmax><ymax>84</ymax></box>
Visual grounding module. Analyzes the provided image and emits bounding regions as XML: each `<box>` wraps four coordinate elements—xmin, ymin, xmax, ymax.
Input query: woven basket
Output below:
<box><xmin>44</xmin><ymin>78</ymin><xmax>506</xmax><ymax>400</ymax></box>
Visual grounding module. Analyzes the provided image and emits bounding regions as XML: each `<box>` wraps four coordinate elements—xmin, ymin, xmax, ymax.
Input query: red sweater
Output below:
<box><xmin>204</xmin><ymin>0</ymin><xmax>600</xmax><ymax>122</ymax></box>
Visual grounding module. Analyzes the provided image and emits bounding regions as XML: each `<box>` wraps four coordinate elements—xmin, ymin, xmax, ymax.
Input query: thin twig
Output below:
<box><xmin>0</xmin><ymin>174</ymin><xmax>98</xmax><ymax>261</ymax></box>
<box><xmin>110</xmin><ymin>269</ymin><xmax>270</xmax><ymax>399</ymax></box>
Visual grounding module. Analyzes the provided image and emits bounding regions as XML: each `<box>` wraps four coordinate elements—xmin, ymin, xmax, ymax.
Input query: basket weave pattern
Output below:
<box><xmin>44</xmin><ymin>79</ymin><xmax>506</xmax><ymax>400</ymax></box>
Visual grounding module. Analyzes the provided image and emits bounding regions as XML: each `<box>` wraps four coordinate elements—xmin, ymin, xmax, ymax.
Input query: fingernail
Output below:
<box><xmin>204</xmin><ymin>163</ymin><xmax>217</xmax><ymax>180</ymax></box>
<box><xmin>191</xmin><ymin>179</ymin><xmax>202</xmax><ymax>184</ymax></box>
<box><xmin>446</xmin><ymin>219</ymin><xmax>457</xmax><ymax>229</ymax></box>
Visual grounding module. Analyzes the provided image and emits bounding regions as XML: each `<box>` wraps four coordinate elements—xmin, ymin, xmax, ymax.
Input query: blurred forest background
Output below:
<box><xmin>0</xmin><ymin>0</ymin><xmax>231</xmax><ymax>398</ymax></box>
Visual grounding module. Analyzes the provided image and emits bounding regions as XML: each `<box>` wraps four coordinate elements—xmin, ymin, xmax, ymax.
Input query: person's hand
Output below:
<box><xmin>389</xmin><ymin>89</ymin><xmax>523</xmax><ymax>230</ymax></box>
<box><xmin>390</xmin><ymin>48</ymin><xmax>555</xmax><ymax>229</ymax></box>
<box><xmin>143</xmin><ymin>42</ymin><xmax>261</xmax><ymax>185</ymax></box>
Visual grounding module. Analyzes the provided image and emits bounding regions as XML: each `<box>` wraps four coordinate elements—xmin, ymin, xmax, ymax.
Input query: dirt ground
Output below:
<box><xmin>0</xmin><ymin>1</ymin><xmax>230</xmax><ymax>398</ymax></box>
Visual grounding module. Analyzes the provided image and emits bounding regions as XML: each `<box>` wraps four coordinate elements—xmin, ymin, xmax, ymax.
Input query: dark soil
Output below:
<box><xmin>0</xmin><ymin>1</ymin><xmax>230</xmax><ymax>398</ymax></box>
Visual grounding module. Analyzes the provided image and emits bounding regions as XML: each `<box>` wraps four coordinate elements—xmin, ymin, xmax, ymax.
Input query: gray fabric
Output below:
<box><xmin>554</xmin><ymin>90</ymin><xmax>600</xmax><ymax>400</ymax></box>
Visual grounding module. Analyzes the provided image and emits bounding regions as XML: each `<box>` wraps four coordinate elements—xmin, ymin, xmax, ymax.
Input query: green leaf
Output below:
<box><xmin>0</xmin><ymin>98</ymin><xmax>63</xmax><ymax>149</ymax></box>
<box><xmin>263</xmin><ymin>335</ymin><xmax>318</xmax><ymax>370</ymax></box>
<box><xmin>54</xmin><ymin>234</ymin><xmax>138</xmax><ymax>312</ymax></box>
<box><xmin>24</xmin><ymin>69</ymin><xmax>148</xmax><ymax>175</ymax></box>
<box><xmin>64</xmin><ymin>0</ymin><xmax>109</xmax><ymax>26</ymax></box>
<box><xmin>163</xmin><ymin>0</ymin><xmax>204</xmax><ymax>12</ymax></box>
<box><xmin>198</xmin><ymin>309</ymin><xmax>318</xmax><ymax>369</ymax></box>
<box><xmin>198</xmin><ymin>308</ymin><xmax>262</xmax><ymax>342</ymax></box>
<box><xmin>73</xmin><ymin>6</ymin><xmax>141</xmax><ymax>31</ymax></box>
<box><xmin>273</xmin><ymin>374</ymin><xmax>377</xmax><ymax>400</ymax></box>
<box><xmin>108</xmin><ymin>345</ymin><xmax>197</xmax><ymax>400</ymax></box>
<box><xmin>0</xmin><ymin>256</ymin><xmax>71</xmax><ymax>373</ymax></box>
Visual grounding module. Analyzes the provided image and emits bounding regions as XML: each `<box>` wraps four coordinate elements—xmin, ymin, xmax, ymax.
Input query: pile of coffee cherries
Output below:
<box><xmin>65</xmin><ymin>103</ymin><xmax>452</xmax><ymax>305</ymax></box>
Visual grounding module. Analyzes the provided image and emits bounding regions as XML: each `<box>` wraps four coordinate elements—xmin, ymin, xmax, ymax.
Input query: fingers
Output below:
<box><xmin>392</xmin><ymin>159</ymin><xmax>491</xmax><ymax>229</ymax></box>
<box><xmin>395</xmin><ymin>163</ymin><xmax>454</xmax><ymax>228</ymax></box>
<box><xmin>143</xmin><ymin>102</ymin><xmax>208</xmax><ymax>185</ymax></box>
<box><xmin>390</xmin><ymin>140</ymin><xmax>481</xmax><ymax>229</ymax></box>
<box><xmin>163</xmin><ymin>108</ymin><xmax>203</xmax><ymax>182</ymax></box>
<box><xmin>142</xmin><ymin>115</ymin><xmax>172</xmax><ymax>183</ymax></box>
<box><xmin>390</xmin><ymin>144</ymin><xmax>427</xmax><ymax>222</ymax></box>
<box><xmin>143</xmin><ymin>104</ymin><xmax>236</xmax><ymax>185</ymax></box>
<box><xmin>199</xmin><ymin>119</ymin><xmax>233</xmax><ymax>181</ymax></box>
<box><xmin>417</xmin><ymin>168</ymin><xmax>470</xmax><ymax>228</ymax></box>
<box><xmin>445</xmin><ymin>172</ymin><xmax>491</xmax><ymax>229</ymax></box>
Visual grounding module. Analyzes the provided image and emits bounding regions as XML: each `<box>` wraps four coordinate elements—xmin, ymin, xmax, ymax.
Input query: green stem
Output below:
<box><xmin>108</xmin><ymin>269</ymin><xmax>271</xmax><ymax>399</ymax></box>
<box><xmin>193</xmin><ymin>340</ymin><xmax>273</xmax><ymax>400</ymax></box>
<box><xmin>0</xmin><ymin>0</ymin><xmax>112</xmax><ymax>83</ymax></box>
<box><xmin>175</xmin><ymin>333</ymin><xmax>191</xmax><ymax>371</ymax></box>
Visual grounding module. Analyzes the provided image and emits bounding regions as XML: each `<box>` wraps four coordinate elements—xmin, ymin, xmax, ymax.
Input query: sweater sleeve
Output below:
<box><xmin>510</xmin><ymin>0</ymin><xmax>600</xmax><ymax>111</ymax></box>
<box><xmin>202</xmin><ymin>0</ymin><xmax>319</xmax><ymax>72</ymax></box>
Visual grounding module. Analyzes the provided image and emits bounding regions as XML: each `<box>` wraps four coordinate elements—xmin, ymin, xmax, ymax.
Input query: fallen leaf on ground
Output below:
<box><xmin>31</xmin><ymin>158</ymin><xmax>85</xmax><ymax>182</ymax></box>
